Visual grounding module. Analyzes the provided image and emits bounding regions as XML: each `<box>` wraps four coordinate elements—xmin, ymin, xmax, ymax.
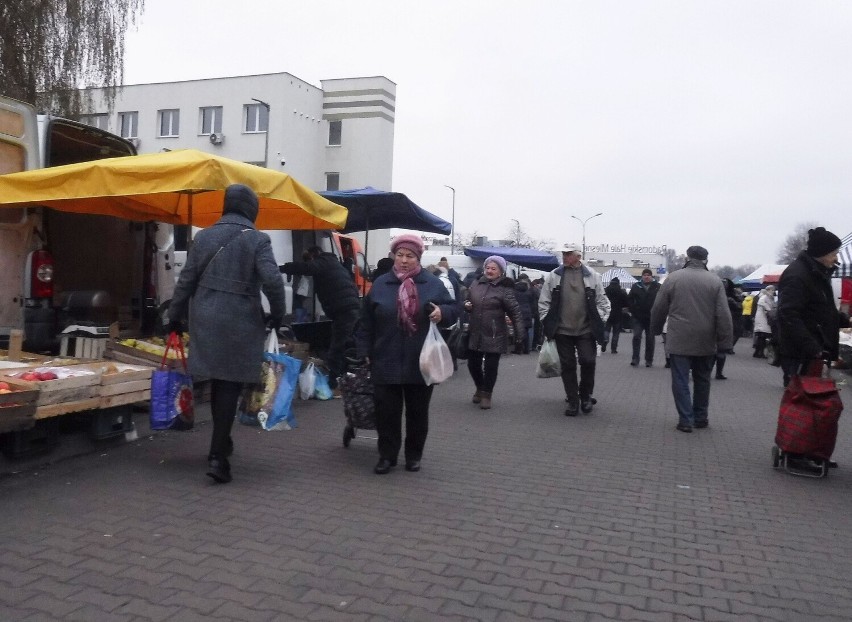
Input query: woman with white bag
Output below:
<box><xmin>355</xmin><ymin>234</ymin><xmax>457</xmax><ymax>475</ymax></box>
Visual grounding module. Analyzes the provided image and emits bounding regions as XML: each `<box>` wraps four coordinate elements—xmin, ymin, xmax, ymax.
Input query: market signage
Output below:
<box><xmin>584</xmin><ymin>244</ymin><xmax>667</xmax><ymax>254</ymax></box>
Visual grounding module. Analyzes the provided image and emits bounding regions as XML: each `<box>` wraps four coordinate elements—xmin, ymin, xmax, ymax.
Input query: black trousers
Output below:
<box><xmin>555</xmin><ymin>333</ymin><xmax>597</xmax><ymax>405</ymax></box>
<box><xmin>374</xmin><ymin>384</ymin><xmax>434</xmax><ymax>462</ymax></box>
<box><xmin>467</xmin><ymin>350</ymin><xmax>501</xmax><ymax>392</ymax></box>
<box><xmin>327</xmin><ymin>308</ymin><xmax>360</xmax><ymax>388</ymax></box>
<box><xmin>209</xmin><ymin>379</ymin><xmax>243</xmax><ymax>460</ymax></box>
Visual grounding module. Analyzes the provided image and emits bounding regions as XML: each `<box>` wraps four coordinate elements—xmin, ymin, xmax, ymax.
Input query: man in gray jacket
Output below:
<box><xmin>651</xmin><ymin>246</ymin><xmax>732</xmax><ymax>433</ymax></box>
<box><xmin>539</xmin><ymin>243</ymin><xmax>610</xmax><ymax>416</ymax></box>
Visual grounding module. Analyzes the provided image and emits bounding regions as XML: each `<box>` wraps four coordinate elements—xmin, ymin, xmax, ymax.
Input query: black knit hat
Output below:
<box><xmin>686</xmin><ymin>245</ymin><xmax>708</xmax><ymax>261</ymax></box>
<box><xmin>223</xmin><ymin>184</ymin><xmax>259</xmax><ymax>222</ymax></box>
<box><xmin>806</xmin><ymin>227</ymin><xmax>841</xmax><ymax>258</ymax></box>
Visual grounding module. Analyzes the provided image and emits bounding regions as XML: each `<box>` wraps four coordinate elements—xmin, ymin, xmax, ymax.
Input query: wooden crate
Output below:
<box><xmin>0</xmin><ymin>380</ymin><xmax>40</xmax><ymax>433</ymax></box>
<box><xmin>100</xmin><ymin>389</ymin><xmax>151</xmax><ymax>409</ymax></box>
<box><xmin>3</xmin><ymin>367</ymin><xmax>102</xmax><ymax>406</ymax></box>
<box><xmin>35</xmin><ymin>397</ymin><xmax>102</xmax><ymax>420</ymax></box>
<box><xmin>104</xmin><ymin>340</ymin><xmax>184</xmax><ymax>370</ymax></box>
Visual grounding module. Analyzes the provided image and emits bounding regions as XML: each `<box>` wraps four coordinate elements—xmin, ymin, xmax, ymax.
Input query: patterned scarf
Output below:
<box><xmin>394</xmin><ymin>264</ymin><xmax>422</xmax><ymax>335</ymax></box>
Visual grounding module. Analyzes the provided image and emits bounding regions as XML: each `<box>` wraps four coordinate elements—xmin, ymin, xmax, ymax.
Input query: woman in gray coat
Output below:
<box><xmin>463</xmin><ymin>255</ymin><xmax>524</xmax><ymax>410</ymax></box>
<box><xmin>169</xmin><ymin>184</ymin><xmax>285</xmax><ymax>483</ymax></box>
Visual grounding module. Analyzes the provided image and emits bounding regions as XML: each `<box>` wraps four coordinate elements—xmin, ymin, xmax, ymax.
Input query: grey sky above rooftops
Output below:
<box><xmin>124</xmin><ymin>0</ymin><xmax>852</xmax><ymax>267</ymax></box>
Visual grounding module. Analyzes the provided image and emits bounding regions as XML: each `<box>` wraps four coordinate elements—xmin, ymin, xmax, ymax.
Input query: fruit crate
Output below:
<box><xmin>2</xmin><ymin>367</ymin><xmax>102</xmax><ymax>407</ymax></box>
<box><xmin>104</xmin><ymin>339</ymin><xmax>184</xmax><ymax>370</ymax></box>
<box><xmin>0</xmin><ymin>380</ymin><xmax>40</xmax><ymax>433</ymax></box>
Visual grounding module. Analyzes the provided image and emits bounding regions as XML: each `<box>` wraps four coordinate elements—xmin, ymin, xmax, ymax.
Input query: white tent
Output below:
<box><xmin>600</xmin><ymin>267</ymin><xmax>637</xmax><ymax>289</ymax></box>
<box><xmin>836</xmin><ymin>232</ymin><xmax>852</xmax><ymax>278</ymax></box>
<box><xmin>739</xmin><ymin>264</ymin><xmax>788</xmax><ymax>288</ymax></box>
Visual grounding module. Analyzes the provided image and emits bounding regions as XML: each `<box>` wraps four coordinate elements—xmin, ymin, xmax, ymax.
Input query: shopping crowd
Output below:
<box><xmin>170</xmin><ymin>191</ymin><xmax>848</xmax><ymax>482</ymax></box>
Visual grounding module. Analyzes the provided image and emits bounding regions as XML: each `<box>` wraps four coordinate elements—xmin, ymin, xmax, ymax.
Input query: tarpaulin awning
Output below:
<box><xmin>319</xmin><ymin>187</ymin><xmax>451</xmax><ymax>235</ymax></box>
<box><xmin>0</xmin><ymin>149</ymin><xmax>348</xmax><ymax>230</ymax></box>
<box><xmin>464</xmin><ymin>246</ymin><xmax>560</xmax><ymax>272</ymax></box>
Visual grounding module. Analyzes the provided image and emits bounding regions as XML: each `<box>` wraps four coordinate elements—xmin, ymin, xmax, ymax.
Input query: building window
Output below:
<box><xmin>79</xmin><ymin>114</ymin><xmax>109</xmax><ymax>130</ymax></box>
<box><xmin>244</xmin><ymin>103</ymin><xmax>268</xmax><ymax>133</ymax></box>
<box><xmin>158</xmin><ymin>109</ymin><xmax>180</xmax><ymax>137</ymax></box>
<box><xmin>328</xmin><ymin>120</ymin><xmax>342</xmax><ymax>146</ymax></box>
<box><xmin>200</xmin><ymin>106</ymin><xmax>222</xmax><ymax>135</ymax></box>
<box><xmin>118</xmin><ymin>111</ymin><xmax>138</xmax><ymax>138</ymax></box>
<box><xmin>326</xmin><ymin>172</ymin><xmax>340</xmax><ymax>191</ymax></box>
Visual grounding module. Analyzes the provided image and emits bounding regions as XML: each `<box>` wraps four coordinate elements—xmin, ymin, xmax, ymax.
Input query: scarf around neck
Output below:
<box><xmin>394</xmin><ymin>265</ymin><xmax>422</xmax><ymax>335</ymax></box>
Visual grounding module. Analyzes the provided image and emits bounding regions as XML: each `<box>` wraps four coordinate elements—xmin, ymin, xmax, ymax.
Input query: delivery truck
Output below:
<box><xmin>0</xmin><ymin>96</ymin><xmax>149</xmax><ymax>353</ymax></box>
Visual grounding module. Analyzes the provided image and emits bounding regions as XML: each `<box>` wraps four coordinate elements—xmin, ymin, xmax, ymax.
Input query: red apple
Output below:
<box><xmin>37</xmin><ymin>372</ymin><xmax>57</xmax><ymax>381</ymax></box>
<box><xmin>0</xmin><ymin>381</ymin><xmax>9</xmax><ymax>391</ymax></box>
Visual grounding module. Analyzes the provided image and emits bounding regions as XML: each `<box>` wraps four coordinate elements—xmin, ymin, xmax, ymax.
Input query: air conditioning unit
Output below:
<box><xmin>209</xmin><ymin>132</ymin><xmax>225</xmax><ymax>145</ymax></box>
<box><xmin>128</xmin><ymin>137</ymin><xmax>141</xmax><ymax>148</ymax></box>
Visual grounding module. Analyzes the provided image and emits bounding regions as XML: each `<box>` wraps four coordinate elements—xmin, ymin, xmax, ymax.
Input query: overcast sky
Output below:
<box><xmin>123</xmin><ymin>0</ymin><xmax>851</xmax><ymax>268</ymax></box>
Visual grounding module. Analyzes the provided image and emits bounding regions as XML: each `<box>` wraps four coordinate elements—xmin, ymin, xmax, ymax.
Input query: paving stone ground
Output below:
<box><xmin>1</xmin><ymin>338</ymin><xmax>852</xmax><ymax>621</ymax></box>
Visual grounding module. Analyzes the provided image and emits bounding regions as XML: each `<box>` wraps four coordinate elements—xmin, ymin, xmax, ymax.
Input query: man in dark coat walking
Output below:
<box><xmin>628</xmin><ymin>268</ymin><xmax>661</xmax><ymax>367</ymax></box>
<box><xmin>778</xmin><ymin>227</ymin><xmax>850</xmax><ymax>386</ymax></box>
<box><xmin>603</xmin><ymin>277</ymin><xmax>629</xmax><ymax>354</ymax></box>
<box><xmin>281</xmin><ymin>246</ymin><xmax>361</xmax><ymax>388</ymax></box>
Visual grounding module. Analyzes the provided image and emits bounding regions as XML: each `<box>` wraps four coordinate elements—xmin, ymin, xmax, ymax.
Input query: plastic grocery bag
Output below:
<box><xmin>150</xmin><ymin>332</ymin><xmax>195</xmax><ymax>430</ymax></box>
<box><xmin>420</xmin><ymin>322</ymin><xmax>454</xmax><ymax>385</ymax></box>
<box><xmin>536</xmin><ymin>338</ymin><xmax>561</xmax><ymax>379</ymax></box>
<box><xmin>314</xmin><ymin>369</ymin><xmax>333</xmax><ymax>400</ymax></box>
<box><xmin>238</xmin><ymin>332</ymin><xmax>301</xmax><ymax>430</ymax></box>
<box><xmin>299</xmin><ymin>362</ymin><xmax>317</xmax><ymax>400</ymax></box>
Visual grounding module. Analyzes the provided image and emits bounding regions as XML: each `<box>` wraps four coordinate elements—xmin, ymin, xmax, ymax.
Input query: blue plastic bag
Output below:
<box><xmin>314</xmin><ymin>368</ymin><xmax>333</xmax><ymax>400</ymax></box>
<box><xmin>239</xmin><ymin>333</ymin><xmax>301</xmax><ymax>431</ymax></box>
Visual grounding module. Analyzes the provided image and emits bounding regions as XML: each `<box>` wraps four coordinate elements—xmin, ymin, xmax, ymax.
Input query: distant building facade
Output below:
<box><xmin>78</xmin><ymin>72</ymin><xmax>395</xmax><ymax>264</ymax></box>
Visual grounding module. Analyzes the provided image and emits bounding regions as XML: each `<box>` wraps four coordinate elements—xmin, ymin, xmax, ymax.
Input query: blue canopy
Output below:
<box><xmin>464</xmin><ymin>246</ymin><xmax>560</xmax><ymax>271</ymax></box>
<box><xmin>319</xmin><ymin>187</ymin><xmax>451</xmax><ymax>235</ymax></box>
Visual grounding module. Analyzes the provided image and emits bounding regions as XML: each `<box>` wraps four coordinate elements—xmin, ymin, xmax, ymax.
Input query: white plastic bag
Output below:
<box><xmin>299</xmin><ymin>361</ymin><xmax>316</xmax><ymax>400</ymax></box>
<box><xmin>420</xmin><ymin>322</ymin><xmax>454</xmax><ymax>385</ymax></box>
<box><xmin>536</xmin><ymin>338</ymin><xmax>561</xmax><ymax>378</ymax></box>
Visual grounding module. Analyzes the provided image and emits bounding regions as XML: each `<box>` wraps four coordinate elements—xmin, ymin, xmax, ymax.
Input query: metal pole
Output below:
<box><xmin>251</xmin><ymin>98</ymin><xmax>270</xmax><ymax>168</ymax></box>
<box><xmin>570</xmin><ymin>212</ymin><xmax>603</xmax><ymax>258</ymax></box>
<box><xmin>444</xmin><ymin>185</ymin><xmax>455</xmax><ymax>254</ymax></box>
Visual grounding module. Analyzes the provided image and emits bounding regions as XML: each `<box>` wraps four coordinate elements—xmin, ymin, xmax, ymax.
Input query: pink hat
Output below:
<box><xmin>390</xmin><ymin>234</ymin><xmax>424</xmax><ymax>259</ymax></box>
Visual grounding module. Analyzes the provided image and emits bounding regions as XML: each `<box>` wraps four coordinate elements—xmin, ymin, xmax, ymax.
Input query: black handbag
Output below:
<box><xmin>449</xmin><ymin>322</ymin><xmax>470</xmax><ymax>360</ymax></box>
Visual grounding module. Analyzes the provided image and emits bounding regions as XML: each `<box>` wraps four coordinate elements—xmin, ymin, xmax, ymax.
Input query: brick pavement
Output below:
<box><xmin>1</xmin><ymin>339</ymin><xmax>851</xmax><ymax>621</ymax></box>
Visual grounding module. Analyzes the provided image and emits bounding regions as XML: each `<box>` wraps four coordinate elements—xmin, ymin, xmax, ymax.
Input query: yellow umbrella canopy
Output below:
<box><xmin>0</xmin><ymin>149</ymin><xmax>348</xmax><ymax>230</ymax></box>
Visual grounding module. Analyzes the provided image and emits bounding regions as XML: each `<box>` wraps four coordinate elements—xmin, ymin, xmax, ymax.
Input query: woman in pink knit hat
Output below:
<box><xmin>355</xmin><ymin>234</ymin><xmax>458</xmax><ymax>474</ymax></box>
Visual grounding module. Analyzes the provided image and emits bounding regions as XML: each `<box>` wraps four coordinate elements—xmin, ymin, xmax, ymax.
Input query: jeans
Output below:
<box><xmin>668</xmin><ymin>354</ymin><xmax>715</xmax><ymax>427</ymax></box>
<box><xmin>632</xmin><ymin>318</ymin><xmax>655</xmax><ymax>363</ymax></box>
<box><xmin>467</xmin><ymin>350</ymin><xmax>502</xmax><ymax>392</ymax></box>
<box><xmin>554</xmin><ymin>333</ymin><xmax>597</xmax><ymax>406</ymax></box>
<box><xmin>374</xmin><ymin>384</ymin><xmax>434</xmax><ymax>462</ymax></box>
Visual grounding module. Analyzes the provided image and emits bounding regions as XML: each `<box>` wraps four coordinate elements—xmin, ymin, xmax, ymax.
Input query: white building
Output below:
<box><xmin>79</xmin><ymin>72</ymin><xmax>396</xmax><ymax>264</ymax></box>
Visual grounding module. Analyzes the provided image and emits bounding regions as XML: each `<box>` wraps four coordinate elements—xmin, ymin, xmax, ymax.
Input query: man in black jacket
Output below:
<box><xmin>778</xmin><ymin>227</ymin><xmax>849</xmax><ymax>386</ymax></box>
<box><xmin>603</xmin><ymin>277</ymin><xmax>629</xmax><ymax>354</ymax></box>
<box><xmin>281</xmin><ymin>246</ymin><xmax>361</xmax><ymax>388</ymax></box>
<box><xmin>628</xmin><ymin>268</ymin><xmax>661</xmax><ymax>367</ymax></box>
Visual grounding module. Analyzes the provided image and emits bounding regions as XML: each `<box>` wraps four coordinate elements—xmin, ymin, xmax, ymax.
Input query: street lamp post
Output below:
<box><xmin>570</xmin><ymin>212</ymin><xmax>603</xmax><ymax>258</ymax></box>
<box><xmin>444</xmin><ymin>185</ymin><xmax>456</xmax><ymax>254</ymax></box>
<box><xmin>251</xmin><ymin>98</ymin><xmax>270</xmax><ymax>168</ymax></box>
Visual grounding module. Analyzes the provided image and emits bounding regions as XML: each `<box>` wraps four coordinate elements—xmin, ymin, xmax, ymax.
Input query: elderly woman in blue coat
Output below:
<box><xmin>356</xmin><ymin>234</ymin><xmax>458</xmax><ymax>475</ymax></box>
<box><xmin>169</xmin><ymin>184</ymin><xmax>285</xmax><ymax>484</ymax></box>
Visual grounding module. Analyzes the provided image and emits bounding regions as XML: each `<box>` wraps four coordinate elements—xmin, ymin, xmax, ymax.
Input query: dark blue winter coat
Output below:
<box><xmin>356</xmin><ymin>269</ymin><xmax>458</xmax><ymax>385</ymax></box>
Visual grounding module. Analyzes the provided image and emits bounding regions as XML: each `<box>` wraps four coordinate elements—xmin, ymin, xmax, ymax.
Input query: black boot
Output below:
<box><xmin>206</xmin><ymin>456</ymin><xmax>232</xmax><ymax>483</ymax></box>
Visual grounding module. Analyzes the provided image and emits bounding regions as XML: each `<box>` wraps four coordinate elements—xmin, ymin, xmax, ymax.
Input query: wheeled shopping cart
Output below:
<box><xmin>772</xmin><ymin>361</ymin><xmax>843</xmax><ymax>479</ymax></box>
<box><xmin>338</xmin><ymin>362</ymin><xmax>376</xmax><ymax>447</ymax></box>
